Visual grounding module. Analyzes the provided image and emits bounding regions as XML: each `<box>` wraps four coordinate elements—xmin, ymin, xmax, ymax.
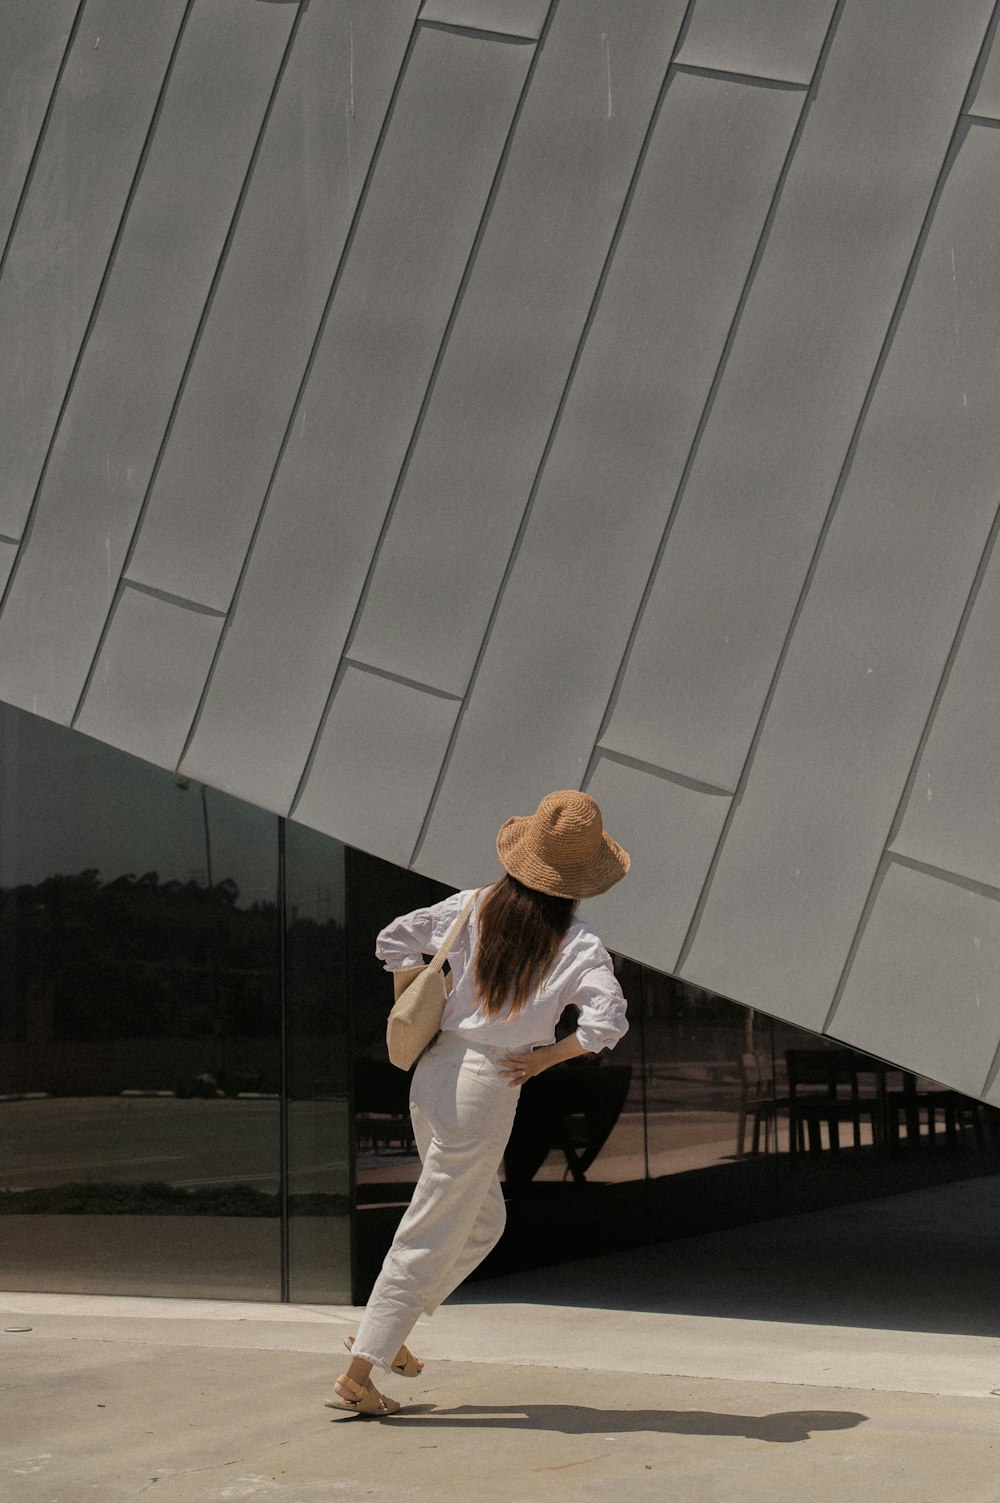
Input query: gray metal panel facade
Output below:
<box><xmin>294</xmin><ymin>667</ymin><xmax>462</xmax><ymax>869</ymax></box>
<box><xmin>3</xmin><ymin>2</ymin><xmax>1000</xmax><ymax>1102</ymax></box>
<box><xmin>180</xmin><ymin>24</ymin><xmax>531</xmax><ymax>812</ymax></box>
<box><xmin>126</xmin><ymin>0</ymin><xmax>421</xmax><ymax>612</ymax></box>
<box><xmin>417</xmin><ymin>71</ymin><xmax>802</xmax><ymax>881</ymax></box>
<box><xmin>74</xmin><ymin>588</ymin><xmax>224</xmax><ymax>771</ymax></box>
<box><xmin>892</xmin><ymin>533</ymin><xmax>1000</xmax><ymax>892</ymax></box>
<box><xmin>418</xmin><ymin>0</ymin><xmax>549</xmax><ymax>40</ymax></box>
<box><xmin>971</xmin><ymin>23</ymin><xmax>1000</xmax><ymax>118</ymax></box>
<box><xmin>583</xmin><ymin>757</ymin><xmax>731</xmax><ymax>975</ymax></box>
<box><xmin>348</xmin><ymin>0</ymin><xmax>689</xmax><ymax>694</ymax></box>
<box><xmin>675</xmin><ymin>0</ymin><xmax>836</xmax><ymax>84</ymax></box>
<box><xmin>0</xmin><ymin>0</ymin><xmax>79</xmax><ymax>249</ymax></box>
<box><xmin>0</xmin><ymin>0</ymin><xmax>296</xmax><ymax>723</ymax></box>
<box><xmin>0</xmin><ymin>0</ymin><xmax>188</xmax><ymax>538</ymax></box>
<box><xmin>0</xmin><ymin>542</ymin><xmax>16</xmax><ymax>599</ymax></box>
<box><xmin>682</xmin><ymin>121</ymin><xmax>1000</xmax><ymax>1032</ymax></box>
<box><xmin>600</xmin><ymin>0</ymin><xmax>992</xmax><ymax>792</ymax></box>
<box><xmin>830</xmin><ymin>862</ymin><xmax>1000</xmax><ymax>1101</ymax></box>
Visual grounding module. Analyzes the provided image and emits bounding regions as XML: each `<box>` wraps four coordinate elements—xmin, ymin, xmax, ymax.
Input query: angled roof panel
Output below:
<box><xmin>830</xmin><ymin>862</ymin><xmax>1000</xmax><ymax>1100</ymax></box>
<box><xmin>970</xmin><ymin>22</ymin><xmax>1000</xmax><ymax>117</ymax></box>
<box><xmin>0</xmin><ymin>0</ymin><xmax>79</xmax><ymax>248</ymax></box>
<box><xmin>74</xmin><ymin>588</ymin><xmax>224</xmax><ymax>770</ymax></box>
<box><xmin>601</xmin><ymin>0</ymin><xmax>993</xmax><ymax>792</ymax></box>
<box><xmin>349</xmin><ymin>0</ymin><xmax>688</xmax><ymax>693</ymax></box>
<box><xmin>676</xmin><ymin>0</ymin><xmax>836</xmax><ymax>84</ymax></box>
<box><xmin>892</xmin><ymin>527</ymin><xmax>1000</xmax><ymax>891</ymax></box>
<box><xmin>682</xmin><ymin>122</ymin><xmax>1000</xmax><ymax>1028</ymax></box>
<box><xmin>180</xmin><ymin>26</ymin><xmax>532</xmax><ymax>810</ymax></box>
<box><xmin>0</xmin><ymin>541</ymin><xmax>16</xmax><ymax>599</ymax></box>
<box><xmin>127</xmin><ymin>0</ymin><xmax>421</xmax><ymax>612</ymax></box>
<box><xmin>0</xmin><ymin>0</ymin><xmax>189</xmax><ymax>539</ymax></box>
<box><xmin>294</xmin><ymin>667</ymin><xmax>462</xmax><ymax>867</ymax></box>
<box><xmin>417</xmin><ymin>72</ymin><xmax>802</xmax><ymax>882</ymax></box>
<box><xmin>418</xmin><ymin>0</ymin><xmax>549</xmax><ymax>39</ymax></box>
<box><xmin>0</xmin><ymin>0</ymin><xmax>297</xmax><ymax>725</ymax></box>
<box><xmin>582</xmin><ymin>757</ymin><xmax>732</xmax><ymax>973</ymax></box>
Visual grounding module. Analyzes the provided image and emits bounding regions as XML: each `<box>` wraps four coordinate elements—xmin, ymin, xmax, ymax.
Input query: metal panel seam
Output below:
<box><xmin>821</xmin><ymin>492</ymin><xmax>1000</xmax><ymax>1034</ymax></box>
<box><xmin>285</xmin><ymin>2</ymin><xmax>556</xmax><ymax>820</ymax></box>
<box><xmin>674</xmin><ymin>63</ymin><xmax>808</xmax><ymax>92</ymax></box>
<box><xmin>407</xmin><ymin>0</ymin><xmax>701</xmax><ymax>870</ymax></box>
<box><xmin>0</xmin><ymin>0</ymin><xmax>197</xmax><ymax>626</ymax></box>
<box><xmin>341</xmin><ymin>659</ymin><xmax>464</xmax><ymax>703</ymax></box>
<box><xmin>0</xmin><ymin>0</ymin><xmax>86</xmax><ymax>289</ymax></box>
<box><xmin>676</xmin><ymin>11</ymin><xmax>998</xmax><ymax>982</ymax></box>
<box><xmin>885</xmin><ymin>852</ymin><xmax>1000</xmax><ymax>905</ymax></box>
<box><xmin>593</xmin><ymin>747</ymin><xmax>733</xmax><ymax>799</ymax></box>
<box><xmin>982</xmin><ymin>1028</ymin><xmax>1000</xmax><ymax>1097</ymax></box>
<box><xmin>121</xmin><ymin>580</ymin><xmax>227</xmax><ymax>618</ymax></box>
<box><xmin>71</xmin><ymin>0</ymin><xmax>307</xmax><ymax>727</ymax></box>
<box><xmin>419</xmin><ymin>18</ymin><xmax>545</xmax><ymax>44</ymax></box>
<box><xmin>579</xmin><ymin>2</ymin><xmax>843</xmax><ymax>809</ymax></box>
<box><xmin>171</xmin><ymin>10</ymin><xmax>425</xmax><ymax>777</ymax></box>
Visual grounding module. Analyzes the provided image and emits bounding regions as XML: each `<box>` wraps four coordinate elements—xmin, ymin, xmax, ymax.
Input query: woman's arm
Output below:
<box><xmin>498</xmin><ymin>1032</ymin><xmax>588</xmax><ymax>1084</ymax></box>
<box><xmin>375</xmin><ymin>890</ymin><xmax>471</xmax><ymax>971</ymax></box>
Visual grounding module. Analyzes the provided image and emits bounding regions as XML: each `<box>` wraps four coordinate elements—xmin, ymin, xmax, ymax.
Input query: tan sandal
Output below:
<box><xmin>343</xmin><ymin>1335</ymin><xmax>423</xmax><ymax>1378</ymax></box>
<box><xmin>325</xmin><ymin>1373</ymin><xmax>400</xmax><ymax>1416</ymax></box>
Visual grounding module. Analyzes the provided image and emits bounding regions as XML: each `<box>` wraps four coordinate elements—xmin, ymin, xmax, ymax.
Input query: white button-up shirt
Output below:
<box><xmin>375</xmin><ymin>887</ymin><xmax>628</xmax><ymax>1054</ymax></box>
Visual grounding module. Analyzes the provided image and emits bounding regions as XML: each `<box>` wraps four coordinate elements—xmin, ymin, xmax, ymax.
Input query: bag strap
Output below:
<box><xmin>424</xmin><ymin>888</ymin><xmax>481</xmax><ymax>975</ymax></box>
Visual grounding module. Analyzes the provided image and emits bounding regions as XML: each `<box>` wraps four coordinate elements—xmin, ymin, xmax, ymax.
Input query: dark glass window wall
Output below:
<box><xmin>3</xmin><ymin>703</ymin><xmax>998</xmax><ymax>1306</ymax></box>
<box><xmin>0</xmin><ymin>706</ymin><xmax>349</xmax><ymax>1301</ymax></box>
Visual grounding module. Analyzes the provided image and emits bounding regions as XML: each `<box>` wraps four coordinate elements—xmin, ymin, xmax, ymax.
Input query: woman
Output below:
<box><xmin>328</xmin><ymin>789</ymin><xmax>630</xmax><ymax>1416</ymax></box>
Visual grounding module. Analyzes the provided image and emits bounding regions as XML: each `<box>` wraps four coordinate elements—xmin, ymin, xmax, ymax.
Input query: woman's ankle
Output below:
<box><xmin>345</xmin><ymin>1354</ymin><xmax>374</xmax><ymax>1387</ymax></box>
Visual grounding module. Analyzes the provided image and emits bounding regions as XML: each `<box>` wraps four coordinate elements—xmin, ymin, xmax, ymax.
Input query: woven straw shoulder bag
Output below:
<box><xmin>386</xmin><ymin>890</ymin><xmax>479</xmax><ymax>1070</ymax></box>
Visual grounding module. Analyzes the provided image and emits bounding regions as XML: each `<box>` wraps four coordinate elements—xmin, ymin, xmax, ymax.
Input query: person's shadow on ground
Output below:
<box><xmin>334</xmin><ymin>1405</ymin><xmax>868</xmax><ymax>1443</ymax></box>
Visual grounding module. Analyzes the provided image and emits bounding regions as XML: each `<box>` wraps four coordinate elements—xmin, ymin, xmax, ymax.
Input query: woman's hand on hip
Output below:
<box><xmin>498</xmin><ymin>1050</ymin><xmax>546</xmax><ymax>1087</ymax></box>
<box><xmin>499</xmin><ymin>1033</ymin><xmax>591</xmax><ymax>1085</ymax></box>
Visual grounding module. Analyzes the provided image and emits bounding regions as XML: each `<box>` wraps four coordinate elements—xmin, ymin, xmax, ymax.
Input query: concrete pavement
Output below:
<box><xmin>3</xmin><ymin>1175</ymin><xmax>1000</xmax><ymax>1501</ymax></box>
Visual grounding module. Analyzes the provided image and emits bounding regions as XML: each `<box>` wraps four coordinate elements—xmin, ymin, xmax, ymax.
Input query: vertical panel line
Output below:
<box><xmin>405</xmin><ymin>0</ymin><xmax>725</xmax><ymax>870</ymax></box>
<box><xmin>980</xmin><ymin>1033</ymin><xmax>1000</xmax><ymax>1099</ymax></box>
<box><xmin>287</xmin><ymin>0</ymin><xmax>559</xmax><ymax>821</ymax></box>
<box><xmin>0</xmin><ymin>0</ymin><xmax>197</xmax><ymax>625</ymax></box>
<box><xmin>174</xmin><ymin>10</ymin><xmax>426</xmax><ymax>776</ymax></box>
<box><xmin>0</xmin><ymin>0</ymin><xmax>87</xmax><ymax>291</ymax></box>
<box><xmin>582</xmin><ymin>0</ymin><xmax>846</xmax><ymax>798</ymax></box>
<box><xmin>822</xmin><ymin>493</ymin><xmax>1000</xmax><ymax>1037</ymax></box>
<box><xmin>675</xmin><ymin>1</ymin><xmax>1000</xmax><ymax>982</ymax></box>
<box><xmin>70</xmin><ymin>0</ymin><xmax>308</xmax><ymax>728</ymax></box>
<box><xmin>278</xmin><ymin>817</ymin><xmax>290</xmax><ymax>1302</ymax></box>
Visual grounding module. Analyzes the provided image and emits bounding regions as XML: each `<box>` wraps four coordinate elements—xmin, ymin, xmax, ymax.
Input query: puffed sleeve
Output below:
<box><xmin>563</xmin><ymin>928</ymin><xmax>628</xmax><ymax>1054</ymax></box>
<box><xmin>374</xmin><ymin>890</ymin><xmax>470</xmax><ymax>972</ymax></box>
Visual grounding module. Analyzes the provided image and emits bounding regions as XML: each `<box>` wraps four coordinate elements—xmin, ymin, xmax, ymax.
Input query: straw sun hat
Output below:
<box><xmin>496</xmin><ymin>789</ymin><xmax>630</xmax><ymax>900</ymax></box>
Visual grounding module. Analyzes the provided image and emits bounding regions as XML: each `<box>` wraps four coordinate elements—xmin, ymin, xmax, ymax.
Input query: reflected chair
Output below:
<box><xmin>735</xmin><ymin>1050</ymin><xmax>787</xmax><ymax>1155</ymax></box>
<box><xmin>503</xmin><ymin>1061</ymin><xmax>632</xmax><ymax>1190</ymax></box>
<box><xmin>885</xmin><ymin>1075</ymin><xmax>987</xmax><ymax>1150</ymax></box>
<box><xmin>556</xmin><ymin>1063</ymin><xmax>632</xmax><ymax>1183</ymax></box>
<box><xmin>785</xmin><ymin>1049</ymin><xmax>881</xmax><ymax>1155</ymax></box>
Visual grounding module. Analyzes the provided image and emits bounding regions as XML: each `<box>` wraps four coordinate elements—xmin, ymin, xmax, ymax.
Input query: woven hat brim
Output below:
<box><xmin>496</xmin><ymin>816</ymin><xmax>630</xmax><ymax>900</ymax></box>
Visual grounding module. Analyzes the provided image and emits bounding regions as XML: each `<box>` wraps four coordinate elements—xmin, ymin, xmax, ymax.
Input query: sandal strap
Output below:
<box><xmin>337</xmin><ymin>1373</ymin><xmax>365</xmax><ymax>1399</ymax></box>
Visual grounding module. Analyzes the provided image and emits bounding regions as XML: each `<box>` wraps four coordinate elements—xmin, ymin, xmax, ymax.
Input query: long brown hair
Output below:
<box><xmin>473</xmin><ymin>874</ymin><xmax>576</xmax><ymax>1019</ymax></box>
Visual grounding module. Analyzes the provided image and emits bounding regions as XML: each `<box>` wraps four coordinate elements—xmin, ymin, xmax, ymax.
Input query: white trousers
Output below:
<box><xmin>351</xmin><ymin>1030</ymin><xmax>520</xmax><ymax>1372</ymax></box>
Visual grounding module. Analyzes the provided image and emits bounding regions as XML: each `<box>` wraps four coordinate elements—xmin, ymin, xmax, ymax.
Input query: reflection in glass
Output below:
<box><xmin>284</xmin><ymin>821</ymin><xmax>350</xmax><ymax>1302</ymax></box>
<box><xmin>0</xmin><ymin>707</ymin><xmax>281</xmax><ymax>1299</ymax></box>
<box><xmin>4</xmin><ymin>704</ymin><xmax>999</xmax><ymax>1305</ymax></box>
<box><xmin>346</xmin><ymin>849</ymin><xmax>451</xmax><ymax>1299</ymax></box>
